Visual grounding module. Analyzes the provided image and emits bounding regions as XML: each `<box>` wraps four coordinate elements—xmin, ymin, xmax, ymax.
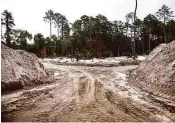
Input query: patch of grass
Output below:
<box><xmin>119</xmin><ymin>60</ymin><xmax>141</xmax><ymax>66</ymax></box>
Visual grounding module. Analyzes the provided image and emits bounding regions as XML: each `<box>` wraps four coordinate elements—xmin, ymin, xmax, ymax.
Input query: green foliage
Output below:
<box><xmin>1</xmin><ymin>10</ymin><xmax>15</xmax><ymax>47</ymax></box>
<box><xmin>11</xmin><ymin>29</ymin><xmax>32</xmax><ymax>50</ymax></box>
<box><xmin>156</xmin><ymin>5</ymin><xmax>174</xmax><ymax>23</ymax></box>
<box><xmin>34</xmin><ymin>33</ymin><xmax>45</xmax><ymax>56</ymax></box>
<box><xmin>53</xmin><ymin>13</ymin><xmax>69</xmax><ymax>39</ymax></box>
<box><xmin>1</xmin><ymin>5</ymin><xmax>175</xmax><ymax>59</ymax></box>
<box><xmin>43</xmin><ymin>10</ymin><xmax>54</xmax><ymax>37</ymax></box>
<box><xmin>156</xmin><ymin>5</ymin><xmax>174</xmax><ymax>43</ymax></box>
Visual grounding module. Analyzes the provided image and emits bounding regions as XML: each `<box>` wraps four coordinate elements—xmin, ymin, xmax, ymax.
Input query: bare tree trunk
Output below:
<box><xmin>164</xmin><ymin>28</ymin><xmax>167</xmax><ymax>43</ymax></box>
<box><xmin>118</xmin><ymin>44</ymin><xmax>120</xmax><ymax>57</ymax></box>
<box><xmin>163</xmin><ymin>15</ymin><xmax>167</xmax><ymax>43</ymax></box>
<box><xmin>57</xmin><ymin>26</ymin><xmax>59</xmax><ymax>39</ymax></box>
<box><xmin>133</xmin><ymin>0</ymin><xmax>137</xmax><ymax>60</ymax></box>
<box><xmin>142</xmin><ymin>40</ymin><xmax>145</xmax><ymax>54</ymax></box>
<box><xmin>149</xmin><ymin>26</ymin><xmax>151</xmax><ymax>53</ymax></box>
<box><xmin>99</xmin><ymin>38</ymin><xmax>102</xmax><ymax>58</ymax></box>
<box><xmin>126</xmin><ymin>29</ymin><xmax>128</xmax><ymax>37</ymax></box>
<box><xmin>1</xmin><ymin>23</ymin><xmax>3</xmax><ymax>40</ymax></box>
<box><xmin>137</xmin><ymin>27</ymin><xmax>140</xmax><ymax>54</ymax></box>
<box><xmin>131</xmin><ymin>28</ymin><xmax>133</xmax><ymax>55</ymax></box>
<box><xmin>50</xmin><ymin>20</ymin><xmax>52</xmax><ymax>37</ymax></box>
<box><xmin>126</xmin><ymin>23</ymin><xmax>129</xmax><ymax>37</ymax></box>
<box><xmin>164</xmin><ymin>25</ymin><xmax>167</xmax><ymax>43</ymax></box>
<box><xmin>6</xmin><ymin>19</ymin><xmax>11</xmax><ymax>47</ymax></box>
<box><xmin>62</xmin><ymin>21</ymin><xmax>64</xmax><ymax>40</ymax></box>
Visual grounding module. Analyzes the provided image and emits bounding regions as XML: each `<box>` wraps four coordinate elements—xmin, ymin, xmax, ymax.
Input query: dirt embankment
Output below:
<box><xmin>133</xmin><ymin>41</ymin><xmax>175</xmax><ymax>100</ymax></box>
<box><xmin>1</xmin><ymin>44</ymin><xmax>54</xmax><ymax>93</ymax></box>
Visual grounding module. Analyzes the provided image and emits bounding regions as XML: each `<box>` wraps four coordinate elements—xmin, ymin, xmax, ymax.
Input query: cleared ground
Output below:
<box><xmin>1</xmin><ymin>57</ymin><xmax>175</xmax><ymax>122</ymax></box>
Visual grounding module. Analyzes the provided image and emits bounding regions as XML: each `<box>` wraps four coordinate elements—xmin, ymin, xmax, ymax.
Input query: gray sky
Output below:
<box><xmin>1</xmin><ymin>0</ymin><xmax>175</xmax><ymax>37</ymax></box>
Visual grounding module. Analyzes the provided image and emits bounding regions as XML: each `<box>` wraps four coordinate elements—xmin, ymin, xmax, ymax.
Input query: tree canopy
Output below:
<box><xmin>1</xmin><ymin>5</ymin><xmax>175</xmax><ymax>59</ymax></box>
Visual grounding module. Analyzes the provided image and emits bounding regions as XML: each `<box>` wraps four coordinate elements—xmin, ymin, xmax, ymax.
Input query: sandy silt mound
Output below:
<box><xmin>1</xmin><ymin>44</ymin><xmax>54</xmax><ymax>93</ymax></box>
<box><xmin>135</xmin><ymin>41</ymin><xmax>175</xmax><ymax>99</ymax></box>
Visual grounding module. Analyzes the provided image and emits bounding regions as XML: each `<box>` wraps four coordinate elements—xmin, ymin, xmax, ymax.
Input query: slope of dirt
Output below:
<box><xmin>133</xmin><ymin>41</ymin><xmax>175</xmax><ymax>100</ymax></box>
<box><xmin>1</xmin><ymin>44</ymin><xmax>54</xmax><ymax>93</ymax></box>
<box><xmin>2</xmin><ymin>62</ymin><xmax>175</xmax><ymax>122</ymax></box>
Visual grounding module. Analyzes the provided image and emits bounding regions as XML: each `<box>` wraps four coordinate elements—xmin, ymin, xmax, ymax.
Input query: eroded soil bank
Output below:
<box><xmin>2</xmin><ymin>62</ymin><xmax>175</xmax><ymax>122</ymax></box>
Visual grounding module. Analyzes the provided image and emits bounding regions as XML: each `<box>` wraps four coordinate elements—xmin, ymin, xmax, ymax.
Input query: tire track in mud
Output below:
<box><xmin>76</xmin><ymin>74</ymin><xmax>96</xmax><ymax>104</ymax></box>
<box><xmin>1</xmin><ymin>63</ymin><xmax>174</xmax><ymax>122</ymax></box>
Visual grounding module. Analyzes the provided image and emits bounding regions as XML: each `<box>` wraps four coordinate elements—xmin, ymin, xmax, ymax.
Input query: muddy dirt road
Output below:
<box><xmin>1</xmin><ymin>62</ymin><xmax>175</xmax><ymax>122</ymax></box>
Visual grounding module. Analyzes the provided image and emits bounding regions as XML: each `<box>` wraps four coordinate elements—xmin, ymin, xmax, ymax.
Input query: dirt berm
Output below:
<box><xmin>1</xmin><ymin>44</ymin><xmax>54</xmax><ymax>93</ymax></box>
<box><xmin>134</xmin><ymin>41</ymin><xmax>175</xmax><ymax>100</ymax></box>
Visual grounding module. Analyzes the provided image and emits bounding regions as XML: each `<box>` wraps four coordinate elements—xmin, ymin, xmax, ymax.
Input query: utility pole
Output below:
<box><xmin>133</xmin><ymin>0</ymin><xmax>137</xmax><ymax>60</ymax></box>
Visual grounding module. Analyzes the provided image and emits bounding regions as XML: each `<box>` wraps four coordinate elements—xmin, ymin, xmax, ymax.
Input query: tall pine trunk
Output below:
<box><xmin>61</xmin><ymin>20</ymin><xmax>64</xmax><ymax>41</ymax></box>
<box><xmin>149</xmin><ymin>26</ymin><xmax>151</xmax><ymax>53</ymax></box>
<box><xmin>142</xmin><ymin>40</ymin><xmax>145</xmax><ymax>54</ymax></box>
<box><xmin>50</xmin><ymin>19</ymin><xmax>52</xmax><ymax>37</ymax></box>
<box><xmin>117</xmin><ymin>44</ymin><xmax>120</xmax><ymax>57</ymax></box>
<box><xmin>57</xmin><ymin>26</ymin><xmax>59</xmax><ymax>39</ymax></box>
<box><xmin>131</xmin><ymin>27</ymin><xmax>133</xmax><ymax>55</ymax></box>
<box><xmin>137</xmin><ymin>27</ymin><xmax>140</xmax><ymax>54</ymax></box>
<box><xmin>163</xmin><ymin>14</ymin><xmax>167</xmax><ymax>43</ymax></box>
<box><xmin>6</xmin><ymin>18</ymin><xmax>11</xmax><ymax>47</ymax></box>
<box><xmin>126</xmin><ymin>23</ymin><xmax>129</xmax><ymax>37</ymax></box>
<box><xmin>133</xmin><ymin>0</ymin><xmax>137</xmax><ymax>60</ymax></box>
<box><xmin>1</xmin><ymin>22</ymin><xmax>3</xmax><ymax>39</ymax></box>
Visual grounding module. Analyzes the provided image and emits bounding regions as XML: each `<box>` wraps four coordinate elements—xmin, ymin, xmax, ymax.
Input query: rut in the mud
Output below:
<box><xmin>2</xmin><ymin>63</ymin><xmax>174</xmax><ymax>122</ymax></box>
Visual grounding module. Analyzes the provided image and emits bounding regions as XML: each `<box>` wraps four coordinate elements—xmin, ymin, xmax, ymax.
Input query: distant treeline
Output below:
<box><xmin>1</xmin><ymin>5</ymin><xmax>175</xmax><ymax>59</ymax></box>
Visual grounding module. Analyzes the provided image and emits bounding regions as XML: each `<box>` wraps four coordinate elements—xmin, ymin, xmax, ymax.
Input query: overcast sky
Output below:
<box><xmin>1</xmin><ymin>0</ymin><xmax>175</xmax><ymax>37</ymax></box>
